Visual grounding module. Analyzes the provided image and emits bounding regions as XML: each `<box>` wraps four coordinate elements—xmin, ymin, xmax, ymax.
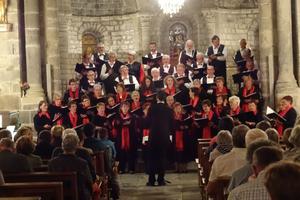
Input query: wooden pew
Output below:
<box><xmin>93</xmin><ymin>151</ymin><xmax>105</xmax><ymax>176</ymax></box>
<box><xmin>206</xmin><ymin>177</ymin><xmax>231</xmax><ymax>200</ymax></box>
<box><xmin>0</xmin><ymin>198</ymin><xmax>41</xmax><ymax>200</ymax></box>
<box><xmin>0</xmin><ymin>182</ymin><xmax>63</xmax><ymax>200</ymax></box>
<box><xmin>3</xmin><ymin>172</ymin><xmax>78</xmax><ymax>200</ymax></box>
<box><xmin>33</xmin><ymin>165</ymin><xmax>48</xmax><ymax>172</ymax></box>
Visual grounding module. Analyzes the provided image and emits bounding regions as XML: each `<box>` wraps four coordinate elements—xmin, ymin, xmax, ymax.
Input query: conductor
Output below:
<box><xmin>146</xmin><ymin>91</ymin><xmax>174</xmax><ymax>186</ymax></box>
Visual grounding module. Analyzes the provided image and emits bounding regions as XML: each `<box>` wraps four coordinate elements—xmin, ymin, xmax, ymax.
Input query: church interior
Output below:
<box><xmin>0</xmin><ymin>0</ymin><xmax>300</xmax><ymax>199</ymax></box>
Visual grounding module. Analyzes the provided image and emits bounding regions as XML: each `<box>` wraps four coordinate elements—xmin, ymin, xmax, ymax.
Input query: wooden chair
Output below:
<box><xmin>3</xmin><ymin>172</ymin><xmax>78</xmax><ymax>200</ymax></box>
<box><xmin>0</xmin><ymin>182</ymin><xmax>63</xmax><ymax>200</ymax></box>
<box><xmin>93</xmin><ymin>151</ymin><xmax>105</xmax><ymax>177</ymax></box>
<box><xmin>206</xmin><ymin>177</ymin><xmax>231</xmax><ymax>200</ymax></box>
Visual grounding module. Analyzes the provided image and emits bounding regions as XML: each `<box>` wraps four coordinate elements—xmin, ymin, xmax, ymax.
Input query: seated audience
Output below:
<box><xmin>0</xmin><ymin>129</ymin><xmax>12</xmax><ymax>140</ymax></box>
<box><xmin>228</xmin><ymin>139</ymin><xmax>277</xmax><ymax>191</ymax></box>
<box><xmin>282</xmin><ymin>128</ymin><xmax>293</xmax><ymax>151</ymax></box>
<box><xmin>209</xmin><ymin>130</ymin><xmax>233</xmax><ymax>162</ymax></box>
<box><xmin>48</xmin><ymin>134</ymin><xmax>93</xmax><ymax>200</ymax></box>
<box><xmin>208</xmin><ymin>125</ymin><xmax>249</xmax><ymax>184</ymax></box>
<box><xmin>14</xmin><ymin>125</ymin><xmax>34</xmax><ymax>142</ymax></box>
<box><xmin>0</xmin><ymin>138</ymin><xmax>32</xmax><ymax>173</ymax></box>
<box><xmin>265</xmin><ymin>128</ymin><xmax>279</xmax><ymax>143</ymax></box>
<box><xmin>34</xmin><ymin>130</ymin><xmax>54</xmax><ymax>159</ymax></box>
<box><xmin>50</xmin><ymin>125</ymin><xmax>64</xmax><ymax>149</ymax></box>
<box><xmin>83</xmin><ymin>123</ymin><xmax>101</xmax><ymax>152</ymax></box>
<box><xmin>264</xmin><ymin>161</ymin><xmax>300</xmax><ymax>200</ymax></box>
<box><xmin>245</xmin><ymin>128</ymin><xmax>268</xmax><ymax>147</ymax></box>
<box><xmin>256</xmin><ymin>120</ymin><xmax>272</xmax><ymax>131</ymax></box>
<box><xmin>96</xmin><ymin>127</ymin><xmax>117</xmax><ymax>159</ymax></box>
<box><xmin>284</xmin><ymin>125</ymin><xmax>300</xmax><ymax>161</ymax></box>
<box><xmin>16</xmin><ymin>136</ymin><xmax>42</xmax><ymax>169</ymax></box>
<box><xmin>228</xmin><ymin>146</ymin><xmax>283</xmax><ymax>200</ymax></box>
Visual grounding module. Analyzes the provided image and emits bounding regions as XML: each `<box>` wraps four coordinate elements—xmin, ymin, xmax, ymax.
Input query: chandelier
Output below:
<box><xmin>157</xmin><ymin>0</ymin><xmax>185</xmax><ymax>17</ymax></box>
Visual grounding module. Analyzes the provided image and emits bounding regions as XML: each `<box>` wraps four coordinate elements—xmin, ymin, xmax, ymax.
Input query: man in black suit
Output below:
<box><xmin>147</xmin><ymin>91</ymin><xmax>174</xmax><ymax>186</ymax></box>
<box><xmin>0</xmin><ymin>138</ymin><xmax>32</xmax><ymax>173</ymax></box>
<box><xmin>48</xmin><ymin>134</ymin><xmax>93</xmax><ymax>200</ymax></box>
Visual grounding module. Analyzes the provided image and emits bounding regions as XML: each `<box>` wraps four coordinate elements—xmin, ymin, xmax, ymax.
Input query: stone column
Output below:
<box><xmin>44</xmin><ymin>0</ymin><xmax>61</xmax><ymax>98</ymax></box>
<box><xmin>275</xmin><ymin>0</ymin><xmax>300</xmax><ymax>110</ymax></box>
<box><xmin>258</xmin><ymin>0</ymin><xmax>275</xmax><ymax>107</ymax></box>
<box><xmin>296</xmin><ymin>0</ymin><xmax>300</xmax><ymax>85</ymax></box>
<box><xmin>24</xmin><ymin>0</ymin><xmax>44</xmax><ymax>98</ymax></box>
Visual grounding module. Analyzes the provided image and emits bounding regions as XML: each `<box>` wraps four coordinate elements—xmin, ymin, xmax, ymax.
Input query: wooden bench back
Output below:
<box><xmin>3</xmin><ymin>172</ymin><xmax>78</xmax><ymax>200</ymax></box>
<box><xmin>0</xmin><ymin>182</ymin><xmax>63</xmax><ymax>200</ymax></box>
<box><xmin>207</xmin><ymin>177</ymin><xmax>231</xmax><ymax>200</ymax></box>
<box><xmin>93</xmin><ymin>151</ymin><xmax>105</xmax><ymax>176</ymax></box>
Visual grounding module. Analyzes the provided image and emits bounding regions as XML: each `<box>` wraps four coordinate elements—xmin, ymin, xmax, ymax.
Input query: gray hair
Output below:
<box><xmin>245</xmin><ymin>128</ymin><xmax>268</xmax><ymax>147</ymax></box>
<box><xmin>217</xmin><ymin>130</ymin><xmax>233</xmax><ymax>145</ymax></box>
<box><xmin>62</xmin><ymin>128</ymin><xmax>77</xmax><ymax>139</ymax></box>
<box><xmin>229</xmin><ymin>95</ymin><xmax>240</xmax><ymax>106</ymax></box>
<box><xmin>62</xmin><ymin>134</ymin><xmax>79</xmax><ymax>153</ymax></box>
<box><xmin>289</xmin><ymin>125</ymin><xmax>300</xmax><ymax>147</ymax></box>
<box><xmin>93</xmin><ymin>83</ymin><xmax>102</xmax><ymax>90</ymax></box>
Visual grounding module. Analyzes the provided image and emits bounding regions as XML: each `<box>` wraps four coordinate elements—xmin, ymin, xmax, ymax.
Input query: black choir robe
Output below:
<box><xmin>101</xmin><ymin>60</ymin><xmax>123</xmax><ymax>94</ymax></box>
<box><xmin>33</xmin><ymin>112</ymin><xmax>53</xmax><ymax>134</ymax></box>
<box><xmin>206</xmin><ymin>45</ymin><xmax>227</xmax><ymax>81</ymax></box>
<box><xmin>63</xmin><ymin>112</ymin><xmax>83</xmax><ymax>129</ymax></box>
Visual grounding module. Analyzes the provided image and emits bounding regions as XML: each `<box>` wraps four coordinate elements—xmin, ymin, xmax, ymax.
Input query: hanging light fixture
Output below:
<box><xmin>157</xmin><ymin>0</ymin><xmax>185</xmax><ymax>17</ymax></box>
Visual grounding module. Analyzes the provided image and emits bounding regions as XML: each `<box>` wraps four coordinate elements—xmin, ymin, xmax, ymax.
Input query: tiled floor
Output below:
<box><xmin>119</xmin><ymin>172</ymin><xmax>202</xmax><ymax>200</ymax></box>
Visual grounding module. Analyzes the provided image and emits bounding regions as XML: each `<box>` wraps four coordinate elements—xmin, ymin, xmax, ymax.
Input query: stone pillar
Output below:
<box><xmin>258</xmin><ymin>0</ymin><xmax>275</xmax><ymax>107</ymax></box>
<box><xmin>275</xmin><ymin>0</ymin><xmax>300</xmax><ymax>110</ymax></box>
<box><xmin>44</xmin><ymin>0</ymin><xmax>61</xmax><ymax>98</ymax></box>
<box><xmin>296</xmin><ymin>0</ymin><xmax>300</xmax><ymax>85</ymax></box>
<box><xmin>24</xmin><ymin>0</ymin><xmax>44</xmax><ymax>99</ymax></box>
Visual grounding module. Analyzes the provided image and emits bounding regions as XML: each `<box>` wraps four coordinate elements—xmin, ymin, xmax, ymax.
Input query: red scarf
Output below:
<box><xmin>277</xmin><ymin>105</ymin><xmax>292</xmax><ymax>136</ymax></box>
<box><xmin>174</xmin><ymin>113</ymin><xmax>184</xmax><ymax>151</ymax></box>
<box><xmin>38</xmin><ymin>112</ymin><xmax>50</xmax><ymax>119</ymax></box>
<box><xmin>69</xmin><ymin>112</ymin><xmax>78</xmax><ymax>128</ymax></box>
<box><xmin>131</xmin><ymin>102</ymin><xmax>140</xmax><ymax>110</ymax></box>
<box><xmin>111</xmin><ymin>120</ymin><xmax>117</xmax><ymax>138</ymax></box>
<box><xmin>116</xmin><ymin>92</ymin><xmax>128</xmax><ymax>103</ymax></box>
<box><xmin>69</xmin><ymin>88</ymin><xmax>79</xmax><ymax>100</ymax></box>
<box><xmin>242</xmin><ymin>86</ymin><xmax>255</xmax><ymax>112</ymax></box>
<box><xmin>143</xmin><ymin>90</ymin><xmax>152</xmax><ymax>96</ymax></box>
<box><xmin>165</xmin><ymin>86</ymin><xmax>176</xmax><ymax>95</ymax></box>
<box><xmin>215</xmin><ymin>86</ymin><xmax>228</xmax><ymax>96</ymax></box>
<box><xmin>190</xmin><ymin>96</ymin><xmax>199</xmax><ymax>108</ymax></box>
<box><xmin>142</xmin><ymin>129</ymin><xmax>150</xmax><ymax>146</ymax></box>
<box><xmin>201</xmin><ymin>110</ymin><xmax>214</xmax><ymax>139</ymax></box>
<box><xmin>120</xmin><ymin>112</ymin><xmax>131</xmax><ymax>151</ymax></box>
<box><xmin>230</xmin><ymin>106</ymin><xmax>241</xmax><ymax>116</ymax></box>
<box><xmin>214</xmin><ymin>105</ymin><xmax>223</xmax><ymax>118</ymax></box>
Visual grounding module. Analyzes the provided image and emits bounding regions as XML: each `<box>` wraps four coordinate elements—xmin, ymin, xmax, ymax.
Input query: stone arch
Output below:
<box><xmin>75</xmin><ymin>22</ymin><xmax>111</xmax><ymax>54</ymax></box>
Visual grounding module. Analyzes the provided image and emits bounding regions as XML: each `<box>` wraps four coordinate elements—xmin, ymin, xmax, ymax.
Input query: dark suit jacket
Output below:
<box><xmin>283</xmin><ymin>107</ymin><xmax>297</xmax><ymax>129</ymax></box>
<box><xmin>0</xmin><ymin>150</ymin><xmax>32</xmax><ymax>173</ymax></box>
<box><xmin>148</xmin><ymin>102</ymin><xmax>174</xmax><ymax>149</ymax></box>
<box><xmin>48</xmin><ymin>154</ymin><xmax>93</xmax><ymax>200</ymax></box>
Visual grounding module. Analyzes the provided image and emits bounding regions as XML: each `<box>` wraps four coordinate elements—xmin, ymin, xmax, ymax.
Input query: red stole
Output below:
<box><xmin>202</xmin><ymin>110</ymin><xmax>214</xmax><ymax>139</ymax></box>
<box><xmin>242</xmin><ymin>86</ymin><xmax>255</xmax><ymax>112</ymax></box>
<box><xmin>69</xmin><ymin>112</ymin><xmax>78</xmax><ymax>128</ymax></box>
<box><xmin>277</xmin><ymin>106</ymin><xmax>292</xmax><ymax>136</ymax></box>
<box><xmin>230</xmin><ymin>106</ymin><xmax>241</xmax><ymax>116</ymax></box>
<box><xmin>165</xmin><ymin>86</ymin><xmax>176</xmax><ymax>95</ymax></box>
<box><xmin>111</xmin><ymin>120</ymin><xmax>117</xmax><ymax>138</ymax></box>
<box><xmin>116</xmin><ymin>92</ymin><xmax>128</xmax><ymax>103</ymax></box>
<box><xmin>39</xmin><ymin>112</ymin><xmax>50</xmax><ymax>119</ymax></box>
<box><xmin>215</xmin><ymin>86</ymin><xmax>228</xmax><ymax>96</ymax></box>
<box><xmin>69</xmin><ymin>88</ymin><xmax>79</xmax><ymax>100</ymax></box>
<box><xmin>139</xmin><ymin>64</ymin><xmax>145</xmax><ymax>83</ymax></box>
<box><xmin>190</xmin><ymin>96</ymin><xmax>199</xmax><ymax>108</ymax></box>
<box><xmin>131</xmin><ymin>102</ymin><xmax>140</xmax><ymax>110</ymax></box>
<box><xmin>120</xmin><ymin>113</ymin><xmax>131</xmax><ymax>151</ymax></box>
<box><xmin>143</xmin><ymin>90</ymin><xmax>152</xmax><ymax>96</ymax></box>
<box><xmin>214</xmin><ymin>105</ymin><xmax>223</xmax><ymax>118</ymax></box>
<box><xmin>175</xmin><ymin>113</ymin><xmax>184</xmax><ymax>152</ymax></box>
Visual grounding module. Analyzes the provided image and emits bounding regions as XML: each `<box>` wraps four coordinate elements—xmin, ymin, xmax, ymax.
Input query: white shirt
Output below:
<box><xmin>205</xmin><ymin>44</ymin><xmax>228</xmax><ymax>62</ymax></box>
<box><xmin>200</xmin><ymin>75</ymin><xmax>215</xmax><ymax>84</ymax></box>
<box><xmin>100</xmin><ymin>61</ymin><xmax>115</xmax><ymax>80</ymax></box>
<box><xmin>162</xmin><ymin>64</ymin><xmax>176</xmax><ymax>74</ymax></box>
<box><xmin>115</xmin><ymin>75</ymin><xmax>140</xmax><ymax>90</ymax></box>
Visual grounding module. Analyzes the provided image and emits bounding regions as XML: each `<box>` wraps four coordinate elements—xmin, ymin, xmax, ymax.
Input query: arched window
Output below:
<box><xmin>82</xmin><ymin>33</ymin><xmax>97</xmax><ymax>55</ymax></box>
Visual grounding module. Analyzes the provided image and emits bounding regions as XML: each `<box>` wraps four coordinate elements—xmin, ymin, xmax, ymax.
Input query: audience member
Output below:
<box><xmin>0</xmin><ymin>138</ymin><xmax>32</xmax><ymax>173</ymax></box>
<box><xmin>48</xmin><ymin>134</ymin><xmax>93</xmax><ymax>200</ymax></box>
<box><xmin>50</xmin><ymin>125</ymin><xmax>64</xmax><ymax>148</ymax></box>
<box><xmin>14</xmin><ymin>125</ymin><xmax>34</xmax><ymax>142</ymax></box>
<box><xmin>208</xmin><ymin>125</ymin><xmax>248</xmax><ymax>184</ymax></box>
<box><xmin>0</xmin><ymin>129</ymin><xmax>12</xmax><ymax>140</ymax></box>
<box><xmin>265</xmin><ymin>128</ymin><xmax>279</xmax><ymax>143</ymax></box>
<box><xmin>265</xmin><ymin>161</ymin><xmax>300</xmax><ymax>200</ymax></box>
<box><xmin>228</xmin><ymin>146</ymin><xmax>283</xmax><ymax>200</ymax></box>
<box><xmin>256</xmin><ymin>120</ymin><xmax>272</xmax><ymax>132</ymax></box>
<box><xmin>16</xmin><ymin>136</ymin><xmax>42</xmax><ymax>169</ymax></box>
<box><xmin>83</xmin><ymin>123</ymin><xmax>101</xmax><ymax>152</ymax></box>
<box><xmin>284</xmin><ymin>125</ymin><xmax>300</xmax><ymax>161</ymax></box>
<box><xmin>33</xmin><ymin>130</ymin><xmax>54</xmax><ymax>159</ymax></box>
<box><xmin>228</xmin><ymin>139</ymin><xmax>277</xmax><ymax>191</ymax></box>
<box><xmin>96</xmin><ymin>127</ymin><xmax>116</xmax><ymax>159</ymax></box>
<box><xmin>209</xmin><ymin>130</ymin><xmax>233</xmax><ymax>162</ymax></box>
<box><xmin>245</xmin><ymin>128</ymin><xmax>268</xmax><ymax>147</ymax></box>
<box><xmin>282</xmin><ymin>128</ymin><xmax>293</xmax><ymax>151</ymax></box>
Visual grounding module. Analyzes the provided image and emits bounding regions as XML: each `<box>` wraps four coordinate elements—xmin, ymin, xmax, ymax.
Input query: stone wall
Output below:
<box><xmin>0</xmin><ymin>0</ymin><xmax>21</xmax><ymax>111</ymax></box>
<box><xmin>56</xmin><ymin>1</ymin><xmax>259</xmax><ymax>95</ymax></box>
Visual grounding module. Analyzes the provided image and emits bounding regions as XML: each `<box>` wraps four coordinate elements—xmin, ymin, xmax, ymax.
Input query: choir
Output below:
<box><xmin>33</xmin><ymin>36</ymin><xmax>296</xmax><ymax>174</ymax></box>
